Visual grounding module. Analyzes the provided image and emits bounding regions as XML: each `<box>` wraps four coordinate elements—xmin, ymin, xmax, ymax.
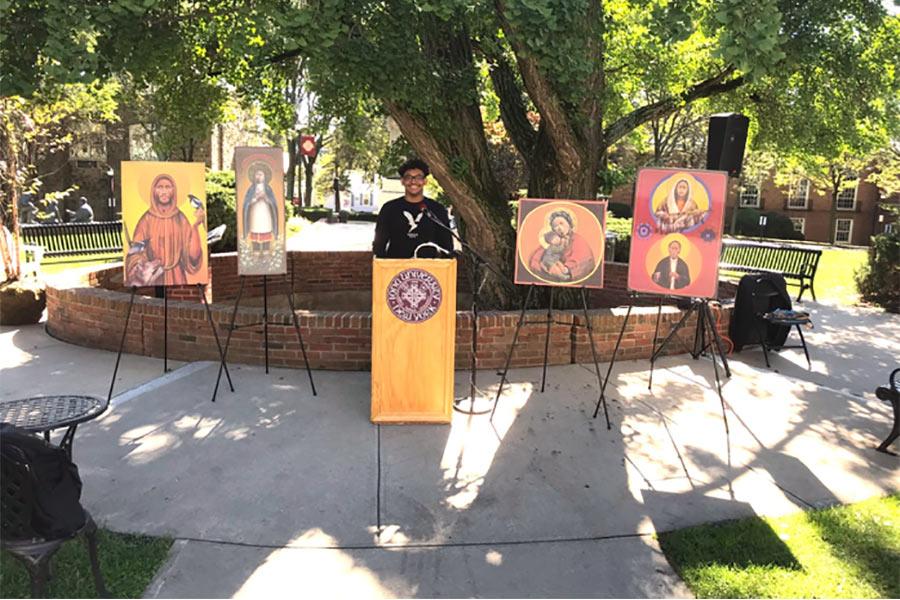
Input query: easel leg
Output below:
<box><xmin>286</xmin><ymin>289</ymin><xmax>318</xmax><ymax>396</ymax></box>
<box><xmin>163</xmin><ymin>286</ymin><xmax>168</xmax><ymax>373</ymax></box>
<box><xmin>540</xmin><ymin>287</ymin><xmax>554</xmax><ymax>393</ymax></box>
<box><xmin>581</xmin><ymin>287</ymin><xmax>611</xmax><ymax>429</ymax></box>
<box><xmin>107</xmin><ymin>287</ymin><xmax>137</xmax><ymax>404</ymax></box>
<box><xmin>490</xmin><ymin>285</ymin><xmax>534</xmax><ymax>422</ymax></box>
<box><xmin>263</xmin><ymin>275</ymin><xmax>269</xmax><ymax>374</ymax></box>
<box><xmin>197</xmin><ymin>284</ymin><xmax>234</xmax><ymax>392</ymax></box>
<box><xmin>701</xmin><ymin>302</ymin><xmax>729</xmax><ymax>435</ymax></box>
<box><xmin>648</xmin><ymin>299</ymin><xmax>664</xmax><ymax>390</ymax></box>
<box><xmin>595</xmin><ymin>303</ymin><xmax>631</xmax><ymax>420</ymax></box>
<box><xmin>212</xmin><ymin>278</ymin><xmax>244</xmax><ymax>402</ymax></box>
<box><xmin>692</xmin><ymin>301</ymin><xmax>705</xmax><ymax>359</ymax></box>
<box><xmin>704</xmin><ymin>302</ymin><xmax>731</xmax><ymax>377</ymax></box>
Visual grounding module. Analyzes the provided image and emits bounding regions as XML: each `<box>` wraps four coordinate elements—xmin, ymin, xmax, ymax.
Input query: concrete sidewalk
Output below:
<box><xmin>0</xmin><ymin>300</ymin><xmax>897</xmax><ymax>598</ymax></box>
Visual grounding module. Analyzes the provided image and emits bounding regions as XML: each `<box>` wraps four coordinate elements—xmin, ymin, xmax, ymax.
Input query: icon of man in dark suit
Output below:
<box><xmin>652</xmin><ymin>240</ymin><xmax>691</xmax><ymax>290</ymax></box>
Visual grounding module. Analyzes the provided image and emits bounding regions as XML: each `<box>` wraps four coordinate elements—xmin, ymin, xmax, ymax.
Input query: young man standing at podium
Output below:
<box><xmin>373</xmin><ymin>158</ymin><xmax>454</xmax><ymax>259</ymax></box>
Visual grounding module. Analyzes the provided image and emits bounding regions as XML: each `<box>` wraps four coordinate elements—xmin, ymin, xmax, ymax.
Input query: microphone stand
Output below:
<box><xmin>422</xmin><ymin>208</ymin><xmax>519</xmax><ymax>415</ymax></box>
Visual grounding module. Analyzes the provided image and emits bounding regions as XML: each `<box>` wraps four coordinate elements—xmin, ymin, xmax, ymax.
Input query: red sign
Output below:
<box><xmin>299</xmin><ymin>135</ymin><xmax>317</xmax><ymax>157</ymax></box>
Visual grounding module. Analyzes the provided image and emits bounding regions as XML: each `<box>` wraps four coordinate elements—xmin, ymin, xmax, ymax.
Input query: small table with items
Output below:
<box><xmin>0</xmin><ymin>395</ymin><xmax>107</xmax><ymax>458</ymax></box>
<box><xmin>757</xmin><ymin>308</ymin><xmax>813</xmax><ymax>369</ymax></box>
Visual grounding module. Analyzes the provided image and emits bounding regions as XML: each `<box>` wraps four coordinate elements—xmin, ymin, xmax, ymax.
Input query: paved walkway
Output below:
<box><xmin>287</xmin><ymin>221</ymin><xmax>376</xmax><ymax>252</ymax></box>
<box><xmin>0</xmin><ymin>300</ymin><xmax>897</xmax><ymax>598</ymax></box>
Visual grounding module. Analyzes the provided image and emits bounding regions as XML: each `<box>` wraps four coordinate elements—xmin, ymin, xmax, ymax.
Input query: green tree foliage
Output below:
<box><xmin>4</xmin><ymin>0</ymin><xmax>898</xmax><ymax>305</ymax></box>
<box><xmin>205</xmin><ymin>170</ymin><xmax>236</xmax><ymax>252</ymax></box>
<box><xmin>123</xmin><ymin>73</ymin><xmax>229</xmax><ymax>162</ymax></box>
<box><xmin>1</xmin><ymin>81</ymin><xmax>119</xmax><ymax>280</ymax></box>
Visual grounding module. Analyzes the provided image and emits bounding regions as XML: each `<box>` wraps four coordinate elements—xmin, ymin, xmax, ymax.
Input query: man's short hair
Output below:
<box><xmin>398</xmin><ymin>158</ymin><xmax>430</xmax><ymax>177</ymax></box>
<box><xmin>549</xmin><ymin>210</ymin><xmax>574</xmax><ymax>230</ymax></box>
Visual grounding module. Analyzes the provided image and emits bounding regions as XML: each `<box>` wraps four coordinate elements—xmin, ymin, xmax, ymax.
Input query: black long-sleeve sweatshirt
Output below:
<box><xmin>372</xmin><ymin>197</ymin><xmax>454</xmax><ymax>259</ymax></box>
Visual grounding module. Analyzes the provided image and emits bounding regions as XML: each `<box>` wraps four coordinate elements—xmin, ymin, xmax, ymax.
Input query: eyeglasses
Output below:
<box><xmin>402</xmin><ymin>175</ymin><xmax>426</xmax><ymax>183</ymax></box>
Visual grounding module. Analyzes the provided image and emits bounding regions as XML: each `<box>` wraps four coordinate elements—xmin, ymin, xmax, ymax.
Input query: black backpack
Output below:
<box><xmin>0</xmin><ymin>423</ymin><xmax>86</xmax><ymax>539</ymax></box>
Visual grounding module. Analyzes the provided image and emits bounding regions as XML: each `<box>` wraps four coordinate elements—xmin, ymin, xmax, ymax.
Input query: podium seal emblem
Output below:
<box><xmin>386</xmin><ymin>268</ymin><xmax>443</xmax><ymax>323</ymax></box>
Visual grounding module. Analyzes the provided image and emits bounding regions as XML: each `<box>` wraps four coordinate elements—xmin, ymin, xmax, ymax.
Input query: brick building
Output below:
<box><xmin>735</xmin><ymin>174</ymin><xmax>896</xmax><ymax>245</ymax></box>
<box><xmin>609</xmin><ymin>172</ymin><xmax>898</xmax><ymax>246</ymax></box>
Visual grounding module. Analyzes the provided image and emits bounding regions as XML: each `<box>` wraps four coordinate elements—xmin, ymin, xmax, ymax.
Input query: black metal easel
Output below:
<box><xmin>591</xmin><ymin>294</ymin><xmax>730</xmax><ymax>433</ymax></box>
<box><xmin>108</xmin><ymin>285</ymin><xmax>235</xmax><ymax>402</ymax></box>
<box><xmin>489</xmin><ymin>285</ymin><xmax>611</xmax><ymax>429</ymax></box>
<box><xmin>211</xmin><ymin>262</ymin><xmax>317</xmax><ymax>402</ymax></box>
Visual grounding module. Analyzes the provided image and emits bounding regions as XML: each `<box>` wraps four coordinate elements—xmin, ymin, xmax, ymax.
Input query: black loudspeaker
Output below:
<box><xmin>706</xmin><ymin>113</ymin><xmax>749</xmax><ymax>177</ymax></box>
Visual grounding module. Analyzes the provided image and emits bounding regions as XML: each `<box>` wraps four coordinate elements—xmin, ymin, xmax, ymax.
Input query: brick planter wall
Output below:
<box><xmin>46</xmin><ymin>253</ymin><xmax>734</xmax><ymax>371</ymax></box>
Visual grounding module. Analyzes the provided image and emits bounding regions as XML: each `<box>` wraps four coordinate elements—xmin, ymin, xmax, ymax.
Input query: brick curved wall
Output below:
<box><xmin>46</xmin><ymin>253</ymin><xmax>734</xmax><ymax>371</ymax></box>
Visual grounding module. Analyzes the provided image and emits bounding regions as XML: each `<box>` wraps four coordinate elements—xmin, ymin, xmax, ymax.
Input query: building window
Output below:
<box><xmin>71</xmin><ymin>123</ymin><xmax>107</xmax><ymax>162</ymax></box>
<box><xmin>129</xmin><ymin>124</ymin><xmax>157</xmax><ymax>161</ymax></box>
<box><xmin>739</xmin><ymin>179</ymin><xmax>761</xmax><ymax>208</ymax></box>
<box><xmin>885</xmin><ymin>223</ymin><xmax>895</xmax><ymax>234</ymax></box>
<box><xmin>787</xmin><ymin>178</ymin><xmax>810</xmax><ymax>209</ymax></box>
<box><xmin>834</xmin><ymin>218</ymin><xmax>853</xmax><ymax>244</ymax></box>
<box><xmin>790</xmin><ymin>217</ymin><xmax>806</xmax><ymax>235</ymax></box>
<box><xmin>835</xmin><ymin>183</ymin><xmax>857</xmax><ymax>211</ymax></box>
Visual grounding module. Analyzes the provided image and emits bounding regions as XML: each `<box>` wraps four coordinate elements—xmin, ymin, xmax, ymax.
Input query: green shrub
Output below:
<box><xmin>296</xmin><ymin>206</ymin><xmax>333</xmax><ymax>222</ymax></box>
<box><xmin>206</xmin><ymin>170</ymin><xmax>236</xmax><ymax>252</ymax></box>
<box><xmin>734</xmin><ymin>208</ymin><xmax>804</xmax><ymax>241</ymax></box>
<box><xmin>855</xmin><ymin>230</ymin><xmax>900</xmax><ymax>313</ymax></box>
<box><xmin>607</xmin><ymin>215</ymin><xmax>632</xmax><ymax>262</ymax></box>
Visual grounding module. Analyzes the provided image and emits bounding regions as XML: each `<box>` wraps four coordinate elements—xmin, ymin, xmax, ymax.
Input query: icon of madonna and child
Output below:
<box><xmin>515</xmin><ymin>200</ymin><xmax>606</xmax><ymax>288</ymax></box>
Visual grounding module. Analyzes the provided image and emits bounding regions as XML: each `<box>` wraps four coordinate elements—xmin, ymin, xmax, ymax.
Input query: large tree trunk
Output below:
<box><xmin>387</xmin><ymin>101</ymin><xmax>517</xmax><ymax>308</ymax></box>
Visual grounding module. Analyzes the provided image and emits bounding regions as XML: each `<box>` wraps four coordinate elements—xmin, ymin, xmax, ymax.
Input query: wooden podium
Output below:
<box><xmin>371</xmin><ymin>258</ymin><xmax>457</xmax><ymax>423</ymax></box>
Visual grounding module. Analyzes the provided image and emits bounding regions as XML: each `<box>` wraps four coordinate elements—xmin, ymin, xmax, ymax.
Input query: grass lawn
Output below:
<box><xmin>813</xmin><ymin>247</ymin><xmax>868</xmax><ymax>305</ymax></box>
<box><xmin>658</xmin><ymin>494</ymin><xmax>900</xmax><ymax>599</ymax></box>
<box><xmin>39</xmin><ymin>254</ymin><xmax>121</xmax><ymax>276</ymax></box>
<box><xmin>0</xmin><ymin>529</ymin><xmax>172</xmax><ymax>598</ymax></box>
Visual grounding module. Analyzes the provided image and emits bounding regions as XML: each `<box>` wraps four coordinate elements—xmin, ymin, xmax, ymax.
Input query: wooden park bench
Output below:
<box><xmin>720</xmin><ymin>238</ymin><xmax>822</xmax><ymax>302</ymax></box>
<box><xmin>19</xmin><ymin>221</ymin><xmax>123</xmax><ymax>260</ymax></box>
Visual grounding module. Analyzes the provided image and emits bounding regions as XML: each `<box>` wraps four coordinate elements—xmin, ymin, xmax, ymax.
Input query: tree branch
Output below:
<box><xmin>604</xmin><ymin>68</ymin><xmax>745</xmax><ymax>147</ymax></box>
<box><xmin>488</xmin><ymin>55</ymin><xmax>537</xmax><ymax>166</ymax></box>
<box><xmin>494</xmin><ymin>0</ymin><xmax>582</xmax><ymax>175</ymax></box>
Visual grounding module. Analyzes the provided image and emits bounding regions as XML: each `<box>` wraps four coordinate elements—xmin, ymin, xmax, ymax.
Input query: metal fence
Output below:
<box><xmin>20</xmin><ymin>221</ymin><xmax>123</xmax><ymax>259</ymax></box>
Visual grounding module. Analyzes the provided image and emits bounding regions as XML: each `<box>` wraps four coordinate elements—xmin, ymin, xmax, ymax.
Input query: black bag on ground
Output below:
<box><xmin>0</xmin><ymin>423</ymin><xmax>86</xmax><ymax>538</ymax></box>
<box><xmin>729</xmin><ymin>273</ymin><xmax>792</xmax><ymax>352</ymax></box>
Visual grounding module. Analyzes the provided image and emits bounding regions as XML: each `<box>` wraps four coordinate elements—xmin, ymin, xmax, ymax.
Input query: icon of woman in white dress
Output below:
<box><xmin>242</xmin><ymin>163</ymin><xmax>279</xmax><ymax>253</ymax></box>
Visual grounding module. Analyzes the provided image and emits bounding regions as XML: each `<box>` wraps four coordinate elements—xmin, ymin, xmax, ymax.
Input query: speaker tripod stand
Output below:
<box><xmin>649</xmin><ymin>298</ymin><xmax>731</xmax><ymax>433</ymax></box>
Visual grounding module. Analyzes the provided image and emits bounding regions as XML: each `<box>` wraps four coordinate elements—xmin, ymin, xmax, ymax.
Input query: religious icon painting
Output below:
<box><xmin>235</xmin><ymin>147</ymin><xmax>287</xmax><ymax>276</ymax></box>
<box><xmin>627</xmin><ymin>168</ymin><xmax>728</xmax><ymax>299</ymax></box>
<box><xmin>514</xmin><ymin>199</ymin><xmax>607</xmax><ymax>288</ymax></box>
<box><xmin>121</xmin><ymin>161</ymin><xmax>208</xmax><ymax>287</ymax></box>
